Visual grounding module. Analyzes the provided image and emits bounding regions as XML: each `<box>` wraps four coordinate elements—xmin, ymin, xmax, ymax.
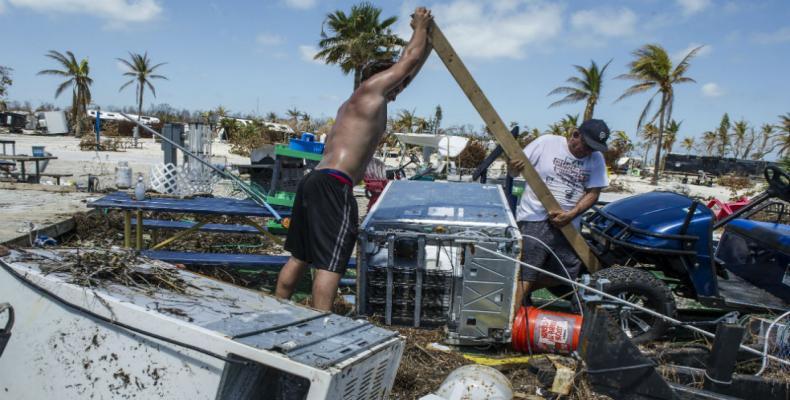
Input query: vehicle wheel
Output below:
<box><xmin>592</xmin><ymin>266</ymin><xmax>676</xmax><ymax>343</ymax></box>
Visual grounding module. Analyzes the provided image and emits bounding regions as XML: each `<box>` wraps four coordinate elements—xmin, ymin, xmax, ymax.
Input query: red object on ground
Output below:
<box><xmin>706</xmin><ymin>197</ymin><xmax>750</xmax><ymax>221</ymax></box>
<box><xmin>512</xmin><ymin>306</ymin><xmax>583</xmax><ymax>354</ymax></box>
<box><xmin>364</xmin><ymin>179</ymin><xmax>389</xmax><ymax>212</ymax></box>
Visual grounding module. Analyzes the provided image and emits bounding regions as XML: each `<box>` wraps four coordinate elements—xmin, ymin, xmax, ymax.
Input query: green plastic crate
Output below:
<box><xmin>266</xmin><ymin>191</ymin><xmax>296</xmax><ymax>207</ymax></box>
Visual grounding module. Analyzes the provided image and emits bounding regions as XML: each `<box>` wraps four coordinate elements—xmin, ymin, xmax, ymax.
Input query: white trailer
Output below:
<box><xmin>0</xmin><ymin>249</ymin><xmax>403</xmax><ymax>399</ymax></box>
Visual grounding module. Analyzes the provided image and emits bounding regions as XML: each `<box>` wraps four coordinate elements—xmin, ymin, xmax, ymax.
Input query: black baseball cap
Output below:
<box><xmin>578</xmin><ymin>119</ymin><xmax>610</xmax><ymax>152</ymax></box>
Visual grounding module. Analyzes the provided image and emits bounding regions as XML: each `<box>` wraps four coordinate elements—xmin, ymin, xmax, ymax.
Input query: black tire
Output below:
<box><xmin>592</xmin><ymin>266</ymin><xmax>676</xmax><ymax>343</ymax></box>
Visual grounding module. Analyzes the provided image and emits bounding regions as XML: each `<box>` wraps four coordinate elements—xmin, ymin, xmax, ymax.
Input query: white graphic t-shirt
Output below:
<box><xmin>515</xmin><ymin>134</ymin><xmax>608</xmax><ymax>228</ymax></box>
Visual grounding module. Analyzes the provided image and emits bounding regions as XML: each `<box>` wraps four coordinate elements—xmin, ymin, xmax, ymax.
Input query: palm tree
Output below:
<box><xmin>37</xmin><ymin>50</ymin><xmax>93</xmax><ymax>136</ymax></box>
<box><xmin>702</xmin><ymin>131</ymin><xmax>717</xmax><ymax>155</ymax></box>
<box><xmin>777</xmin><ymin>113</ymin><xmax>790</xmax><ymax>157</ymax></box>
<box><xmin>393</xmin><ymin>109</ymin><xmax>417</xmax><ymax>132</ymax></box>
<box><xmin>548</xmin><ymin>59</ymin><xmax>612</xmax><ymax>121</ymax></box>
<box><xmin>640</xmin><ymin>123</ymin><xmax>659</xmax><ymax>166</ymax></box>
<box><xmin>751</xmin><ymin>124</ymin><xmax>775</xmax><ymax>159</ymax></box>
<box><xmin>433</xmin><ymin>105</ymin><xmax>443</xmax><ymax>134</ymax></box>
<box><xmin>715</xmin><ymin>113</ymin><xmax>731</xmax><ymax>157</ymax></box>
<box><xmin>265</xmin><ymin>111</ymin><xmax>279</xmax><ymax>122</ymax></box>
<box><xmin>617</xmin><ymin>44</ymin><xmax>702</xmax><ymax>184</ymax></box>
<box><xmin>414</xmin><ymin>117</ymin><xmax>430</xmax><ymax>133</ymax></box>
<box><xmin>732</xmin><ymin>120</ymin><xmax>749</xmax><ymax>159</ymax></box>
<box><xmin>660</xmin><ymin>119</ymin><xmax>681</xmax><ymax>171</ymax></box>
<box><xmin>681</xmin><ymin>137</ymin><xmax>695</xmax><ymax>156</ymax></box>
<box><xmin>0</xmin><ymin>66</ymin><xmax>12</xmax><ymax>111</ymax></box>
<box><xmin>776</xmin><ymin>113</ymin><xmax>790</xmax><ymax>157</ymax></box>
<box><xmin>300</xmin><ymin>113</ymin><xmax>312</xmax><ymax>132</ymax></box>
<box><xmin>118</xmin><ymin>52</ymin><xmax>167</xmax><ymax>145</ymax></box>
<box><xmin>315</xmin><ymin>2</ymin><xmax>406</xmax><ymax>90</ymax></box>
<box><xmin>286</xmin><ymin>108</ymin><xmax>301</xmax><ymax>138</ymax></box>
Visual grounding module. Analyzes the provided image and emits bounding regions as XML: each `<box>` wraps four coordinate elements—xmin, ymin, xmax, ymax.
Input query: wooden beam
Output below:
<box><xmin>428</xmin><ymin>21</ymin><xmax>600</xmax><ymax>272</ymax></box>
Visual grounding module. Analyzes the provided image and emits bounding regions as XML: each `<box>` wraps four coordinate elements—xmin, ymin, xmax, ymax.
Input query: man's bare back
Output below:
<box><xmin>316</xmin><ymin>7</ymin><xmax>433</xmax><ymax>183</ymax></box>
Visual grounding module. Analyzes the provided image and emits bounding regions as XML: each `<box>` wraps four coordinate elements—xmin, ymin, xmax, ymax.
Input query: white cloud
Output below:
<box><xmin>397</xmin><ymin>1</ymin><xmax>563</xmax><ymax>60</ymax></box>
<box><xmin>676</xmin><ymin>0</ymin><xmax>711</xmax><ymax>16</ymax></box>
<box><xmin>256</xmin><ymin>33</ymin><xmax>284</xmax><ymax>46</ymax></box>
<box><xmin>753</xmin><ymin>27</ymin><xmax>790</xmax><ymax>45</ymax></box>
<box><xmin>0</xmin><ymin>1</ymin><xmax>6</xmax><ymax>14</ymax></box>
<box><xmin>284</xmin><ymin>0</ymin><xmax>315</xmax><ymax>10</ymax></box>
<box><xmin>701</xmin><ymin>82</ymin><xmax>723</xmax><ymax>97</ymax></box>
<box><xmin>571</xmin><ymin>8</ymin><xmax>637</xmax><ymax>38</ymax></box>
<box><xmin>298</xmin><ymin>45</ymin><xmax>321</xmax><ymax>64</ymax></box>
<box><xmin>8</xmin><ymin>0</ymin><xmax>161</xmax><ymax>22</ymax></box>
<box><xmin>672</xmin><ymin>43</ymin><xmax>711</xmax><ymax>62</ymax></box>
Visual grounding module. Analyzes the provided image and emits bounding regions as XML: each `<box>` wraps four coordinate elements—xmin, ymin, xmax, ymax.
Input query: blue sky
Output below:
<box><xmin>0</xmin><ymin>0</ymin><xmax>788</xmax><ymax>158</ymax></box>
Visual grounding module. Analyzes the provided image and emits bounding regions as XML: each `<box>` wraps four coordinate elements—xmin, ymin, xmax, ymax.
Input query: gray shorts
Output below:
<box><xmin>519</xmin><ymin>220</ymin><xmax>582</xmax><ymax>283</ymax></box>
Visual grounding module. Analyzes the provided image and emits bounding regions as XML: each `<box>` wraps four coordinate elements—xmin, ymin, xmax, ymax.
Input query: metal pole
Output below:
<box><xmin>95</xmin><ymin>107</ymin><xmax>101</xmax><ymax>152</ymax></box>
<box><xmin>473</xmin><ymin>245</ymin><xmax>790</xmax><ymax>367</ymax></box>
<box><xmin>119</xmin><ymin>112</ymin><xmax>282</xmax><ymax>221</ymax></box>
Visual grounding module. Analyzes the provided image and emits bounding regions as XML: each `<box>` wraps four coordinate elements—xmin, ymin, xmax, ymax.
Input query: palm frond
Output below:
<box><xmin>54</xmin><ymin>80</ymin><xmax>74</xmax><ymax>98</ymax></box>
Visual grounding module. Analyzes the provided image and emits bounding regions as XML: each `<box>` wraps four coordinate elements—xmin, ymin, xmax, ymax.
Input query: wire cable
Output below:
<box><xmin>472</xmin><ymin>245</ymin><xmax>790</xmax><ymax>368</ymax></box>
<box><xmin>755</xmin><ymin>310</ymin><xmax>790</xmax><ymax>376</ymax></box>
<box><xmin>520</xmin><ymin>233</ymin><xmax>584</xmax><ymax>317</ymax></box>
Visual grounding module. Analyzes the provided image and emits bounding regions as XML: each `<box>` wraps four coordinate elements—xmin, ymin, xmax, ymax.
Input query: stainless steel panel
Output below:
<box><xmin>457</xmin><ymin>243</ymin><xmax>518</xmax><ymax>341</ymax></box>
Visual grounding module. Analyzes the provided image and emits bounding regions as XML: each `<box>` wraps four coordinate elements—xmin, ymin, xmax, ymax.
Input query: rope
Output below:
<box><xmin>472</xmin><ymin>245</ymin><xmax>790</xmax><ymax>368</ymax></box>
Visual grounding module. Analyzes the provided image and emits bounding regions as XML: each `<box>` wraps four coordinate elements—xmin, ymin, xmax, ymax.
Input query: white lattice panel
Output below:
<box><xmin>149</xmin><ymin>163</ymin><xmax>178</xmax><ymax>194</ymax></box>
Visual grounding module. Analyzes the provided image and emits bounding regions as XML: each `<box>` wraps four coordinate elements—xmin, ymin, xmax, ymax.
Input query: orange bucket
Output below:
<box><xmin>512</xmin><ymin>306</ymin><xmax>582</xmax><ymax>354</ymax></box>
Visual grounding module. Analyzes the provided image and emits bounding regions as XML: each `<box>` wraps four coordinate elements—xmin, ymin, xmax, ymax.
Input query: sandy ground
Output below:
<box><xmin>0</xmin><ymin>188</ymin><xmax>95</xmax><ymax>243</ymax></box>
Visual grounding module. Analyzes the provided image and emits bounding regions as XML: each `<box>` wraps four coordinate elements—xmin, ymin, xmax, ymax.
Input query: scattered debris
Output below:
<box><xmin>38</xmin><ymin>250</ymin><xmax>191</xmax><ymax>294</ymax></box>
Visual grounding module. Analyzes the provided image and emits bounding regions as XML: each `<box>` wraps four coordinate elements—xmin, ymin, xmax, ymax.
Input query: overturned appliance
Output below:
<box><xmin>357</xmin><ymin>181</ymin><xmax>521</xmax><ymax>345</ymax></box>
<box><xmin>0</xmin><ymin>249</ymin><xmax>403</xmax><ymax>400</ymax></box>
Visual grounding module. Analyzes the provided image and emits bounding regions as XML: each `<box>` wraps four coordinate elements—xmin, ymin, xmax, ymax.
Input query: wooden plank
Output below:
<box><xmin>428</xmin><ymin>21</ymin><xmax>600</xmax><ymax>272</ymax></box>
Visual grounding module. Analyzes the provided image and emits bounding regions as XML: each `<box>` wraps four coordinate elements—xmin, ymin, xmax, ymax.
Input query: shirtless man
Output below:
<box><xmin>275</xmin><ymin>7</ymin><xmax>433</xmax><ymax>311</ymax></box>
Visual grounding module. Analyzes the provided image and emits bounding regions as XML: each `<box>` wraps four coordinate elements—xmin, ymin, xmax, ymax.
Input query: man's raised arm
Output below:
<box><xmin>363</xmin><ymin>7</ymin><xmax>432</xmax><ymax>95</ymax></box>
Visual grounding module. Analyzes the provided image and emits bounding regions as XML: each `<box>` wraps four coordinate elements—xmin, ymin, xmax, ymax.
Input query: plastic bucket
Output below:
<box><xmin>512</xmin><ymin>306</ymin><xmax>582</xmax><ymax>354</ymax></box>
<box><xmin>32</xmin><ymin>146</ymin><xmax>45</xmax><ymax>157</ymax></box>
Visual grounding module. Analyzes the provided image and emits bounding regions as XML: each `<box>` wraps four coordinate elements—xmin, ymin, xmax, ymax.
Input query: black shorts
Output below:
<box><xmin>284</xmin><ymin>169</ymin><xmax>358</xmax><ymax>275</ymax></box>
<box><xmin>519</xmin><ymin>220</ymin><xmax>582</xmax><ymax>283</ymax></box>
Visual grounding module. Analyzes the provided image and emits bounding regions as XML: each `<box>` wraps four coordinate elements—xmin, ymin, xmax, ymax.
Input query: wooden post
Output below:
<box><xmin>428</xmin><ymin>21</ymin><xmax>600</xmax><ymax>272</ymax></box>
<box><xmin>135</xmin><ymin>210</ymin><xmax>143</xmax><ymax>250</ymax></box>
<box><xmin>123</xmin><ymin>211</ymin><xmax>131</xmax><ymax>248</ymax></box>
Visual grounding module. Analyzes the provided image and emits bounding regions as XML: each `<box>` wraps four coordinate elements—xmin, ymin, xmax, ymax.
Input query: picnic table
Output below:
<box><xmin>89</xmin><ymin>192</ymin><xmax>359</xmax><ymax>283</ymax></box>
<box><xmin>88</xmin><ymin>191</ymin><xmax>297</xmax><ymax>262</ymax></box>
<box><xmin>0</xmin><ymin>139</ymin><xmax>15</xmax><ymax>155</ymax></box>
<box><xmin>0</xmin><ymin>155</ymin><xmax>57</xmax><ymax>183</ymax></box>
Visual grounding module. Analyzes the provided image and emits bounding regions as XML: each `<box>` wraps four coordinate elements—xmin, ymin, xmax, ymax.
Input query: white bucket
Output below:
<box><xmin>435</xmin><ymin>365</ymin><xmax>513</xmax><ymax>400</ymax></box>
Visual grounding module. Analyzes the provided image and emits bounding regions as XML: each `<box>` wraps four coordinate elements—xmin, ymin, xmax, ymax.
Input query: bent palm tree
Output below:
<box><xmin>37</xmin><ymin>50</ymin><xmax>93</xmax><ymax>136</ymax></box>
<box><xmin>118</xmin><ymin>52</ymin><xmax>167</xmax><ymax>145</ymax></box>
<box><xmin>548</xmin><ymin>59</ymin><xmax>612</xmax><ymax>121</ymax></box>
<box><xmin>315</xmin><ymin>2</ymin><xmax>406</xmax><ymax>90</ymax></box>
<box><xmin>617</xmin><ymin>44</ymin><xmax>702</xmax><ymax>184</ymax></box>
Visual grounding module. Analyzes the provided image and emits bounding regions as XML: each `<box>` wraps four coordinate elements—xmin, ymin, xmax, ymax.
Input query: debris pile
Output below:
<box><xmin>40</xmin><ymin>250</ymin><xmax>190</xmax><ymax>294</ymax></box>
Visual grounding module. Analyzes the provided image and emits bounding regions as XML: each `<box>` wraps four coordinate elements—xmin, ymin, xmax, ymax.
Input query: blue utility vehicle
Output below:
<box><xmin>582</xmin><ymin>166</ymin><xmax>789</xmax><ymax>341</ymax></box>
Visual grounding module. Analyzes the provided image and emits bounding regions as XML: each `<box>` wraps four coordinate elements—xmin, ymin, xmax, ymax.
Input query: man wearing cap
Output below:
<box><xmin>507</xmin><ymin>119</ymin><xmax>610</xmax><ymax>308</ymax></box>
